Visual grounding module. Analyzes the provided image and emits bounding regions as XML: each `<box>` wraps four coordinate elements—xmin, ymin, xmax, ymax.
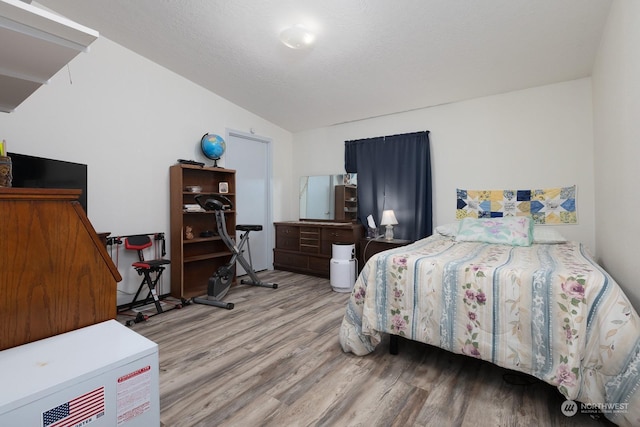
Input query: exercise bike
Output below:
<box><xmin>192</xmin><ymin>194</ymin><xmax>277</xmax><ymax>309</ymax></box>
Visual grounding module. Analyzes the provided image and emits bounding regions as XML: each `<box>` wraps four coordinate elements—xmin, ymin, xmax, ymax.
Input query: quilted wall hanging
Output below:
<box><xmin>456</xmin><ymin>185</ymin><xmax>577</xmax><ymax>224</ymax></box>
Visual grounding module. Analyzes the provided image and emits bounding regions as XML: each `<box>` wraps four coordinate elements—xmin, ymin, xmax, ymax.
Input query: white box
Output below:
<box><xmin>0</xmin><ymin>320</ymin><xmax>160</xmax><ymax>426</ymax></box>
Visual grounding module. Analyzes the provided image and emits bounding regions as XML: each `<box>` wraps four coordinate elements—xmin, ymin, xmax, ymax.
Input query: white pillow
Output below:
<box><xmin>435</xmin><ymin>223</ymin><xmax>459</xmax><ymax>237</ymax></box>
<box><xmin>532</xmin><ymin>227</ymin><xmax>567</xmax><ymax>244</ymax></box>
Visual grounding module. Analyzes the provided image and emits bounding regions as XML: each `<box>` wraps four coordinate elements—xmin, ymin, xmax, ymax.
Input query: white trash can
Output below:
<box><xmin>330</xmin><ymin>243</ymin><xmax>357</xmax><ymax>293</ymax></box>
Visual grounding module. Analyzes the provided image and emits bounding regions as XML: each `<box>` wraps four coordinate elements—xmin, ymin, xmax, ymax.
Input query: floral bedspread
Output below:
<box><xmin>340</xmin><ymin>235</ymin><xmax>640</xmax><ymax>426</ymax></box>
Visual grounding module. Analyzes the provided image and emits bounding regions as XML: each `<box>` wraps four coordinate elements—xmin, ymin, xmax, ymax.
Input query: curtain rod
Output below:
<box><xmin>345</xmin><ymin>130</ymin><xmax>429</xmax><ymax>144</ymax></box>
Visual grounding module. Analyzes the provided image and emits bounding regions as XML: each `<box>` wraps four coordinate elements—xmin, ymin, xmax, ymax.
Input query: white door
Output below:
<box><xmin>225</xmin><ymin>130</ymin><xmax>272</xmax><ymax>274</ymax></box>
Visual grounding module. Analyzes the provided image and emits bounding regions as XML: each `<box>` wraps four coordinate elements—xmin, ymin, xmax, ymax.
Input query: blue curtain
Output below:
<box><xmin>345</xmin><ymin>131</ymin><xmax>432</xmax><ymax>241</ymax></box>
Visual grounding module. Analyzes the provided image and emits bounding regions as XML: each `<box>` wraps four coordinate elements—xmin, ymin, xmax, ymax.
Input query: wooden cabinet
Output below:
<box><xmin>334</xmin><ymin>185</ymin><xmax>357</xmax><ymax>221</ymax></box>
<box><xmin>320</xmin><ymin>226</ymin><xmax>360</xmax><ymax>255</ymax></box>
<box><xmin>0</xmin><ymin>188</ymin><xmax>121</xmax><ymax>351</ymax></box>
<box><xmin>359</xmin><ymin>237</ymin><xmax>413</xmax><ymax>272</ymax></box>
<box><xmin>275</xmin><ymin>224</ymin><xmax>299</xmax><ymax>251</ymax></box>
<box><xmin>170</xmin><ymin>164</ymin><xmax>236</xmax><ymax>299</ymax></box>
<box><xmin>274</xmin><ymin>221</ymin><xmax>364</xmax><ymax>277</ymax></box>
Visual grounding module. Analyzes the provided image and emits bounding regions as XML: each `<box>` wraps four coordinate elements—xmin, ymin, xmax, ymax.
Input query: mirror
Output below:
<box><xmin>299</xmin><ymin>173</ymin><xmax>357</xmax><ymax>221</ymax></box>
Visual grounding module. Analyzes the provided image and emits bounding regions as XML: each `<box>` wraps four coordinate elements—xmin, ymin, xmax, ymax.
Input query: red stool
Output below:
<box><xmin>124</xmin><ymin>234</ymin><xmax>170</xmax><ymax>314</ymax></box>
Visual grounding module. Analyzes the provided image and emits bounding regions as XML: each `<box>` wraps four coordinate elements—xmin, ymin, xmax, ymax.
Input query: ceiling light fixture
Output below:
<box><xmin>279</xmin><ymin>24</ymin><xmax>315</xmax><ymax>49</ymax></box>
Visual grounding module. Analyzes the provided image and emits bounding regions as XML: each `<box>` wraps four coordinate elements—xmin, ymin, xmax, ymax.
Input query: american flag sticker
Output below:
<box><xmin>42</xmin><ymin>386</ymin><xmax>105</xmax><ymax>427</ymax></box>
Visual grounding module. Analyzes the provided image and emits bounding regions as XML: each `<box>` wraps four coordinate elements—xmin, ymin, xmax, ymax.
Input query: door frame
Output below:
<box><xmin>225</xmin><ymin>128</ymin><xmax>274</xmax><ymax>271</ymax></box>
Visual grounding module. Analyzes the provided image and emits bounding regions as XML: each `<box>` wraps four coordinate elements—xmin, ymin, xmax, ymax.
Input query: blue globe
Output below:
<box><xmin>201</xmin><ymin>133</ymin><xmax>226</xmax><ymax>166</ymax></box>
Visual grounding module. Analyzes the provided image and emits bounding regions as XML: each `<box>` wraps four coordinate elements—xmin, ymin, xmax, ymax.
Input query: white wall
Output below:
<box><xmin>3</xmin><ymin>21</ymin><xmax>625</xmax><ymax>310</ymax></box>
<box><xmin>0</xmin><ymin>37</ymin><xmax>293</xmax><ymax>304</ymax></box>
<box><xmin>592</xmin><ymin>0</ymin><xmax>640</xmax><ymax>310</ymax></box>
<box><xmin>292</xmin><ymin>79</ymin><xmax>596</xmax><ymax>251</ymax></box>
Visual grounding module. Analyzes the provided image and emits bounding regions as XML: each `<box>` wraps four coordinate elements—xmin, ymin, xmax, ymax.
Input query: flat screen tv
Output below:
<box><xmin>7</xmin><ymin>152</ymin><xmax>88</xmax><ymax>213</ymax></box>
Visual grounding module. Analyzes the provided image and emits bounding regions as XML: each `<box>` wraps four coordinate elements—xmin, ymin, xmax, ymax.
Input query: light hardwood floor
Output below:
<box><xmin>121</xmin><ymin>270</ymin><xmax>614</xmax><ymax>427</ymax></box>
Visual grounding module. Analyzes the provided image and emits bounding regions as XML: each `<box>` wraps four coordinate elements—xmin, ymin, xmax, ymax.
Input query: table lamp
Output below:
<box><xmin>380</xmin><ymin>210</ymin><xmax>398</xmax><ymax>240</ymax></box>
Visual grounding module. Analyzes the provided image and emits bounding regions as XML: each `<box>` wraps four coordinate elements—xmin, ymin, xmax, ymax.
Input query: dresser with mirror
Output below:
<box><xmin>274</xmin><ymin>173</ymin><xmax>363</xmax><ymax>277</ymax></box>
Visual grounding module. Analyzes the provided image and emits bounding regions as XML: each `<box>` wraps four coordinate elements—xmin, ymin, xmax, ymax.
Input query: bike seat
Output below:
<box><xmin>236</xmin><ymin>224</ymin><xmax>262</xmax><ymax>232</ymax></box>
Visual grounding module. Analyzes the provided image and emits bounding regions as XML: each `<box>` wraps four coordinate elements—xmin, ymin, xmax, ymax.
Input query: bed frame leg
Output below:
<box><xmin>390</xmin><ymin>334</ymin><xmax>399</xmax><ymax>355</ymax></box>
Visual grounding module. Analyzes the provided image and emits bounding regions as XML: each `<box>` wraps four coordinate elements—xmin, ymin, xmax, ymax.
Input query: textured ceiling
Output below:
<box><xmin>36</xmin><ymin>0</ymin><xmax>612</xmax><ymax>133</ymax></box>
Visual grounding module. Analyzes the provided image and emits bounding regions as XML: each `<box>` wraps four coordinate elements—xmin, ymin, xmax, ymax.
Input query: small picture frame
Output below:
<box><xmin>219</xmin><ymin>181</ymin><xmax>229</xmax><ymax>193</ymax></box>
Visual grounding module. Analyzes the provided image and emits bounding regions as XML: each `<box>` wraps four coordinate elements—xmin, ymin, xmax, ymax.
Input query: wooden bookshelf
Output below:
<box><xmin>169</xmin><ymin>164</ymin><xmax>236</xmax><ymax>299</ymax></box>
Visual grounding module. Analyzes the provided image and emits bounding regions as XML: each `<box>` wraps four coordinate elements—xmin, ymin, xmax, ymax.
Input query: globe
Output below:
<box><xmin>201</xmin><ymin>133</ymin><xmax>226</xmax><ymax>167</ymax></box>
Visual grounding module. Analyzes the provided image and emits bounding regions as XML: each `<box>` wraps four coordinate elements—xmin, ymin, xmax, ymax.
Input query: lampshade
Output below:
<box><xmin>380</xmin><ymin>210</ymin><xmax>398</xmax><ymax>226</ymax></box>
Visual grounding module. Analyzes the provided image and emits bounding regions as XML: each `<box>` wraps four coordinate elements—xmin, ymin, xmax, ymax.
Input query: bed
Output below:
<box><xmin>340</xmin><ymin>217</ymin><xmax>640</xmax><ymax>426</ymax></box>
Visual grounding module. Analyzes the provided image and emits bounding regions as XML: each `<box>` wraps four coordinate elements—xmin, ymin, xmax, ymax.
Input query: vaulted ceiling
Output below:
<box><xmin>37</xmin><ymin>0</ymin><xmax>612</xmax><ymax>133</ymax></box>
